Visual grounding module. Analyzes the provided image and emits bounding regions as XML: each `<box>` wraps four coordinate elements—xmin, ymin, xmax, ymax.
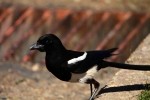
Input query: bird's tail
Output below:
<box><xmin>102</xmin><ymin>60</ymin><xmax>150</xmax><ymax>71</ymax></box>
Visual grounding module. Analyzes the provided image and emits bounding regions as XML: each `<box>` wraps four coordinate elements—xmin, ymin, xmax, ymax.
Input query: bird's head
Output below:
<box><xmin>30</xmin><ymin>34</ymin><xmax>65</xmax><ymax>52</ymax></box>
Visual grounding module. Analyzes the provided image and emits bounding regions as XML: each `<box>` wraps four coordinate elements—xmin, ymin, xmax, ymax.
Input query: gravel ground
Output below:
<box><xmin>0</xmin><ymin>61</ymin><xmax>118</xmax><ymax>100</ymax></box>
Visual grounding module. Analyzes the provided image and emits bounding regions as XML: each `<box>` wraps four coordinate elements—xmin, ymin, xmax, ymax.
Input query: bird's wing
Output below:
<box><xmin>66</xmin><ymin>48</ymin><xmax>118</xmax><ymax>73</ymax></box>
<box><xmin>64</xmin><ymin>50</ymin><xmax>86</xmax><ymax>72</ymax></box>
<box><xmin>87</xmin><ymin>48</ymin><xmax>118</xmax><ymax>59</ymax></box>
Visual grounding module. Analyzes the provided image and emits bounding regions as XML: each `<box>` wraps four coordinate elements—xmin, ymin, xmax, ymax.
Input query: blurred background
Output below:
<box><xmin>0</xmin><ymin>0</ymin><xmax>150</xmax><ymax>100</ymax></box>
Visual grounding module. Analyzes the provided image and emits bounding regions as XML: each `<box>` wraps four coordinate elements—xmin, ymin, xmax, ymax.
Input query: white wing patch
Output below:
<box><xmin>68</xmin><ymin>52</ymin><xmax>87</xmax><ymax>64</ymax></box>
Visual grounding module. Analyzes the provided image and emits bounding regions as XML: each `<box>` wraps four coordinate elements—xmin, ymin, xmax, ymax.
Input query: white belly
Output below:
<box><xmin>69</xmin><ymin>73</ymin><xmax>85</xmax><ymax>82</ymax></box>
<box><xmin>69</xmin><ymin>66</ymin><xmax>98</xmax><ymax>83</ymax></box>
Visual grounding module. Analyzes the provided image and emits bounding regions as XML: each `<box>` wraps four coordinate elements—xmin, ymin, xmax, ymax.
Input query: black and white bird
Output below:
<box><xmin>30</xmin><ymin>33</ymin><xmax>150</xmax><ymax>100</ymax></box>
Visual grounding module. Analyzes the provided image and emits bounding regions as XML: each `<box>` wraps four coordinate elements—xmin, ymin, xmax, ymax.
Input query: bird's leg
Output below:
<box><xmin>89</xmin><ymin>79</ymin><xmax>100</xmax><ymax>100</ymax></box>
<box><xmin>90</xmin><ymin>83</ymin><xmax>93</xmax><ymax>96</ymax></box>
<box><xmin>97</xmin><ymin>85</ymin><xmax>107</xmax><ymax>96</ymax></box>
<box><xmin>79</xmin><ymin>77</ymin><xmax>101</xmax><ymax>100</ymax></box>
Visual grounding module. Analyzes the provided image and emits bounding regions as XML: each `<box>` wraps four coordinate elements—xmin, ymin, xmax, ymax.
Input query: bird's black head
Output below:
<box><xmin>30</xmin><ymin>34</ymin><xmax>65</xmax><ymax>52</ymax></box>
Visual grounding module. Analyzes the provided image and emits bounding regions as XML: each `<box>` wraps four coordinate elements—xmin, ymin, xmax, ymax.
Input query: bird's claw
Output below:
<box><xmin>95</xmin><ymin>85</ymin><xmax>107</xmax><ymax>98</ymax></box>
<box><xmin>89</xmin><ymin>85</ymin><xmax>107</xmax><ymax>100</ymax></box>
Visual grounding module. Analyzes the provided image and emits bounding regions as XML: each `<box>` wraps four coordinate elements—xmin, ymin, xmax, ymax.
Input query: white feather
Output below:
<box><xmin>69</xmin><ymin>66</ymin><xmax>98</xmax><ymax>83</ymax></box>
<box><xmin>68</xmin><ymin>52</ymin><xmax>87</xmax><ymax>64</ymax></box>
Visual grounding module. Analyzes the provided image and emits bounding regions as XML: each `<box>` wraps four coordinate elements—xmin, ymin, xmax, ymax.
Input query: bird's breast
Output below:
<box><xmin>69</xmin><ymin>73</ymin><xmax>86</xmax><ymax>82</ymax></box>
<box><xmin>69</xmin><ymin>66</ymin><xmax>98</xmax><ymax>83</ymax></box>
<box><xmin>45</xmin><ymin>63</ymin><xmax>72</xmax><ymax>82</ymax></box>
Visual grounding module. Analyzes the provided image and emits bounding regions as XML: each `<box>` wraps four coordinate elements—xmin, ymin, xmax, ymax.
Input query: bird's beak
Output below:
<box><xmin>30</xmin><ymin>43</ymin><xmax>44</xmax><ymax>50</ymax></box>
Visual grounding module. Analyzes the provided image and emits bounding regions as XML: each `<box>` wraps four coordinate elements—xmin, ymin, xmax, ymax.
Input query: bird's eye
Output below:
<box><xmin>45</xmin><ymin>40</ymin><xmax>52</xmax><ymax>44</ymax></box>
<box><xmin>45</xmin><ymin>40</ymin><xmax>49</xmax><ymax>43</ymax></box>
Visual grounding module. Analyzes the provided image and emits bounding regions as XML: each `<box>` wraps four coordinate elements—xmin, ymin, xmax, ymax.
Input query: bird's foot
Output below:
<box><xmin>95</xmin><ymin>85</ymin><xmax>107</xmax><ymax>98</ymax></box>
<box><xmin>89</xmin><ymin>85</ymin><xmax>107</xmax><ymax>100</ymax></box>
<box><xmin>88</xmin><ymin>86</ymin><xmax>101</xmax><ymax>100</ymax></box>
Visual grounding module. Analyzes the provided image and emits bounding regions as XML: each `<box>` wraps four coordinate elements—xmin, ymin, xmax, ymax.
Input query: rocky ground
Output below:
<box><xmin>99</xmin><ymin>34</ymin><xmax>150</xmax><ymax>100</ymax></box>
<box><xmin>0</xmin><ymin>59</ymin><xmax>118</xmax><ymax>100</ymax></box>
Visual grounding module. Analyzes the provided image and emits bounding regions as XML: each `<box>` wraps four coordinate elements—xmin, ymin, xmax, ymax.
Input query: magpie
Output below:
<box><xmin>30</xmin><ymin>33</ymin><xmax>150</xmax><ymax>100</ymax></box>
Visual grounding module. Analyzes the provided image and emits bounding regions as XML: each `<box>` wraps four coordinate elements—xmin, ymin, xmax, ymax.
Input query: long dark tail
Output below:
<box><xmin>102</xmin><ymin>60</ymin><xmax>150</xmax><ymax>71</ymax></box>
